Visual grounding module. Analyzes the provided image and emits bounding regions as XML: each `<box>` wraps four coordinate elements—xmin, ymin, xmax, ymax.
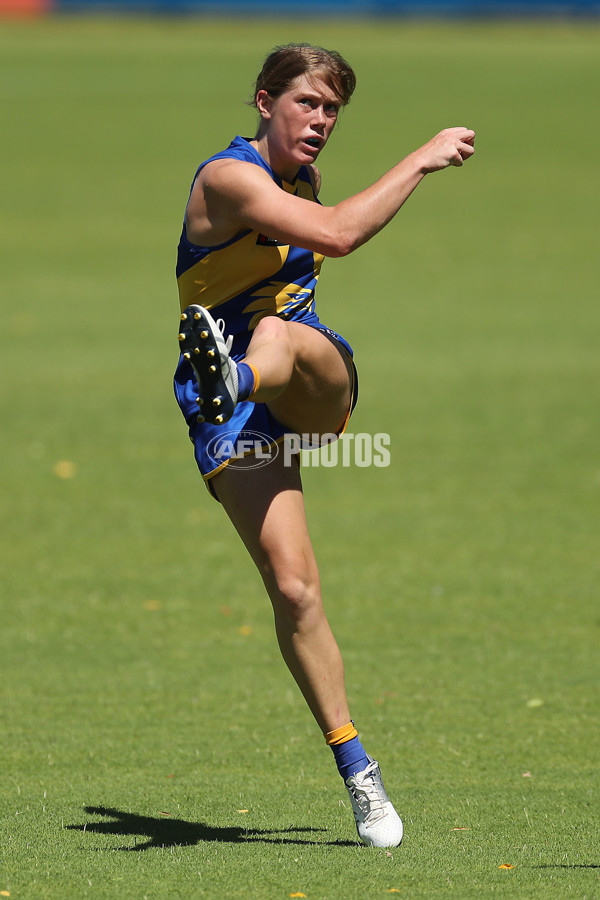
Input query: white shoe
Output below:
<box><xmin>178</xmin><ymin>305</ymin><xmax>238</xmax><ymax>426</ymax></box>
<box><xmin>345</xmin><ymin>757</ymin><xmax>403</xmax><ymax>848</ymax></box>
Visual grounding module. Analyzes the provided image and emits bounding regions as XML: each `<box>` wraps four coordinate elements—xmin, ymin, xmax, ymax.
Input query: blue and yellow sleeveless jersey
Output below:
<box><xmin>176</xmin><ymin>135</ymin><xmax>325</xmax><ymax>353</ymax></box>
<box><xmin>173</xmin><ymin>136</ymin><xmax>356</xmax><ymax>492</ymax></box>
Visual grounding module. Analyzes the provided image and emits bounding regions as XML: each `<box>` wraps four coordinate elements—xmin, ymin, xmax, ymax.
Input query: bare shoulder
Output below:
<box><xmin>197</xmin><ymin>157</ymin><xmax>274</xmax><ymax>200</ymax></box>
<box><xmin>186</xmin><ymin>158</ymin><xmax>275</xmax><ymax>246</ymax></box>
<box><xmin>186</xmin><ymin>156</ymin><xmax>331</xmax><ymax>252</ymax></box>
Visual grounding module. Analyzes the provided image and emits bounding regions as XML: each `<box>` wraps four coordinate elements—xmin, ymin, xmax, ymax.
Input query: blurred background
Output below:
<box><xmin>2</xmin><ymin>0</ymin><xmax>599</xmax><ymax>15</ymax></box>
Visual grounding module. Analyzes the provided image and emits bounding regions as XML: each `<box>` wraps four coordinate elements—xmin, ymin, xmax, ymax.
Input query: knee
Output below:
<box><xmin>253</xmin><ymin>314</ymin><xmax>292</xmax><ymax>347</ymax></box>
<box><xmin>267</xmin><ymin>566</ymin><xmax>322</xmax><ymax>628</ymax></box>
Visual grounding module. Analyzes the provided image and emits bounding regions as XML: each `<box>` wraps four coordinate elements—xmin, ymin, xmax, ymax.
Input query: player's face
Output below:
<box><xmin>260</xmin><ymin>74</ymin><xmax>340</xmax><ymax>176</ymax></box>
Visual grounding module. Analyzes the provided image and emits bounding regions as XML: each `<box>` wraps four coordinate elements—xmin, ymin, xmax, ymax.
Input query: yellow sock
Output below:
<box><xmin>324</xmin><ymin>721</ymin><xmax>358</xmax><ymax>745</ymax></box>
<box><xmin>247</xmin><ymin>363</ymin><xmax>260</xmax><ymax>401</ymax></box>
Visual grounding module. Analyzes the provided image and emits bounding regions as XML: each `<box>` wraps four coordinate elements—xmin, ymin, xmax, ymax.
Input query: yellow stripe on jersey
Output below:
<box><xmin>242</xmin><ymin>274</ymin><xmax>323</xmax><ymax>330</ymax></box>
<box><xmin>177</xmin><ymin>230</ymin><xmax>290</xmax><ymax>313</ymax></box>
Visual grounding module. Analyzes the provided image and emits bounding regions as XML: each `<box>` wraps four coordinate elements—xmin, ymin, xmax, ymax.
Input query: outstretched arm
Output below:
<box><xmin>187</xmin><ymin>127</ymin><xmax>475</xmax><ymax>258</ymax></box>
<box><xmin>328</xmin><ymin>127</ymin><xmax>475</xmax><ymax>255</ymax></box>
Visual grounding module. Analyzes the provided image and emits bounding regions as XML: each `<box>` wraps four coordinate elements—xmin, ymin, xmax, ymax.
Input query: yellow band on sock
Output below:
<box><xmin>247</xmin><ymin>363</ymin><xmax>261</xmax><ymax>401</ymax></box>
<box><xmin>324</xmin><ymin>721</ymin><xmax>358</xmax><ymax>746</ymax></box>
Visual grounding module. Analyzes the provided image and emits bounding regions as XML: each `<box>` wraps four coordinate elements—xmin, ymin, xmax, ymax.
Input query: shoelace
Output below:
<box><xmin>215</xmin><ymin>317</ymin><xmax>234</xmax><ymax>355</ymax></box>
<box><xmin>349</xmin><ymin>762</ymin><xmax>387</xmax><ymax>824</ymax></box>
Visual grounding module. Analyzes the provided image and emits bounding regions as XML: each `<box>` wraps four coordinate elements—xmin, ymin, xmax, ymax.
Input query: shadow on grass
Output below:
<box><xmin>68</xmin><ymin>806</ymin><xmax>357</xmax><ymax>850</ymax></box>
<box><xmin>533</xmin><ymin>864</ymin><xmax>600</xmax><ymax>870</ymax></box>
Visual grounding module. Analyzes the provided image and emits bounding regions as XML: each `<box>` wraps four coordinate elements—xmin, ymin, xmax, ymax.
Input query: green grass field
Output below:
<box><xmin>2</xmin><ymin>15</ymin><xmax>599</xmax><ymax>899</ymax></box>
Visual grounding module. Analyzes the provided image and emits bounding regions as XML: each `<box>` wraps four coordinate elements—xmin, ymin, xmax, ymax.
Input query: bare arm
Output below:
<box><xmin>186</xmin><ymin>127</ymin><xmax>475</xmax><ymax>258</ymax></box>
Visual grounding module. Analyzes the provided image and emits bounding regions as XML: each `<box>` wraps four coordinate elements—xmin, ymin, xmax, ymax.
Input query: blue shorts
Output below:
<box><xmin>173</xmin><ymin>322</ymin><xmax>358</xmax><ymax>498</ymax></box>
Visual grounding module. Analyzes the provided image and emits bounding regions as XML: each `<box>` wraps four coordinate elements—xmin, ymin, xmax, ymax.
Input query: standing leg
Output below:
<box><xmin>213</xmin><ymin>451</ymin><xmax>350</xmax><ymax>733</ymax></box>
<box><xmin>212</xmin><ymin>454</ymin><xmax>403</xmax><ymax>848</ymax></box>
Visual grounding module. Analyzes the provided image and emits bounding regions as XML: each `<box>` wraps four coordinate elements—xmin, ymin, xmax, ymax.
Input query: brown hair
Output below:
<box><xmin>249</xmin><ymin>43</ymin><xmax>356</xmax><ymax>109</ymax></box>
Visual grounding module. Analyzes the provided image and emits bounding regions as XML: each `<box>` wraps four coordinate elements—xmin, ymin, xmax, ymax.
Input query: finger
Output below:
<box><xmin>448</xmin><ymin>127</ymin><xmax>475</xmax><ymax>148</ymax></box>
<box><xmin>457</xmin><ymin>140</ymin><xmax>475</xmax><ymax>159</ymax></box>
<box><xmin>457</xmin><ymin>128</ymin><xmax>475</xmax><ymax>144</ymax></box>
<box><xmin>445</xmin><ymin>126</ymin><xmax>475</xmax><ymax>139</ymax></box>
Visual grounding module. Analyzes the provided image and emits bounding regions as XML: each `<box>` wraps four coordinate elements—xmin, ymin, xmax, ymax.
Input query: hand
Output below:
<box><xmin>415</xmin><ymin>127</ymin><xmax>476</xmax><ymax>174</ymax></box>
